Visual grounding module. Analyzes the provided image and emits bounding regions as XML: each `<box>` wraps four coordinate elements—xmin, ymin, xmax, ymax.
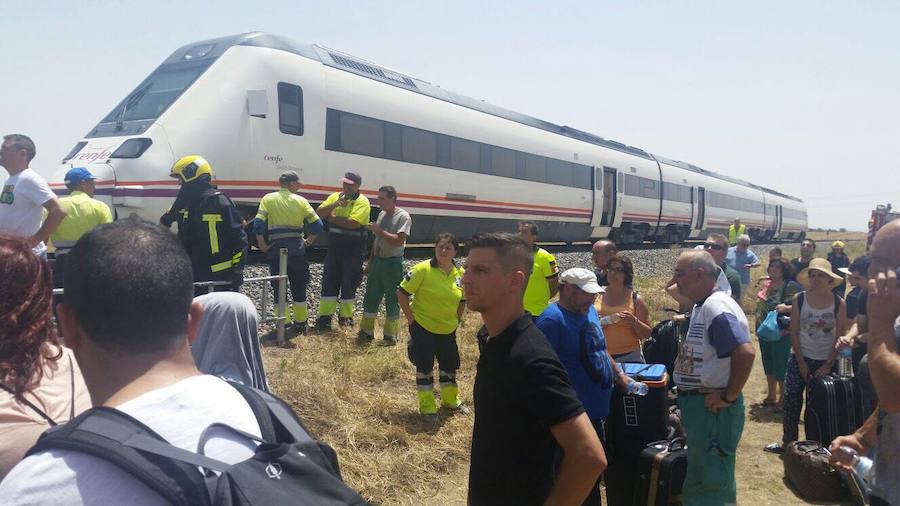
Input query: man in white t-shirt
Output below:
<box><xmin>668</xmin><ymin>250</ymin><xmax>755</xmax><ymax>506</ymax></box>
<box><xmin>0</xmin><ymin>134</ymin><xmax>67</xmax><ymax>256</ymax></box>
<box><xmin>0</xmin><ymin>217</ymin><xmax>263</xmax><ymax>504</ymax></box>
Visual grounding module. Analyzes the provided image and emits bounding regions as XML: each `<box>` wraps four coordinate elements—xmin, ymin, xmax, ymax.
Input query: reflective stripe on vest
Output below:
<box><xmin>202</xmin><ymin>214</ymin><xmax>223</xmax><ymax>254</ymax></box>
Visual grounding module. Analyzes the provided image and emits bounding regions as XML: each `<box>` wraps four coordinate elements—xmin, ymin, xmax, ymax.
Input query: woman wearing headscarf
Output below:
<box><xmin>191</xmin><ymin>292</ymin><xmax>268</xmax><ymax>391</ymax></box>
<box><xmin>0</xmin><ymin>235</ymin><xmax>91</xmax><ymax>478</ymax></box>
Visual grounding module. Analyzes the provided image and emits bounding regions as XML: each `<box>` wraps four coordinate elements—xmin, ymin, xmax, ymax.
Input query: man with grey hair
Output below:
<box><xmin>726</xmin><ymin>233</ymin><xmax>760</xmax><ymax>296</ymax></box>
<box><xmin>0</xmin><ymin>133</ymin><xmax>67</xmax><ymax>257</ymax></box>
<box><xmin>669</xmin><ymin>250</ymin><xmax>755</xmax><ymax>505</ymax></box>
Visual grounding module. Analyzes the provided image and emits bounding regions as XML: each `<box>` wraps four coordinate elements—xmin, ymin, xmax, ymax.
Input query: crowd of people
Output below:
<box><xmin>2</xmin><ymin>133</ymin><xmax>900</xmax><ymax>505</ymax></box>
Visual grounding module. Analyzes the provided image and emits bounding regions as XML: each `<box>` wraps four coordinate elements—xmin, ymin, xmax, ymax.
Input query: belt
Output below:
<box><xmin>329</xmin><ymin>227</ymin><xmax>365</xmax><ymax>237</ymax></box>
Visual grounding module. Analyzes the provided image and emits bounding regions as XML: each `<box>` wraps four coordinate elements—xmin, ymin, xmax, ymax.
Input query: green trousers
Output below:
<box><xmin>360</xmin><ymin>257</ymin><xmax>405</xmax><ymax>337</ymax></box>
<box><xmin>677</xmin><ymin>393</ymin><xmax>745</xmax><ymax>506</ymax></box>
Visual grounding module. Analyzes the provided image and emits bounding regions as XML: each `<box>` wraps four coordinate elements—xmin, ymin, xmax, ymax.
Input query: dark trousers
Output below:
<box><xmin>783</xmin><ymin>355</ymin><xmax>829</xmax><ymax>444</ymax></box>
<box><xmin>321</xmin><ymin>251</ymin><xmax>364</xmax><ymax>301</ymax></box>
<box><xmin>554</xmin><ymin>418</ymin><xmax>607</xmax><ymax>506</ymax></box>
<box><xmin>407</xmin><ymin>321</ymin><xmax>460</xmax><ymax>387</ymax></box>
<box><xmin>269</xmin><ymin>254</ymin><xmax>310</xmax><ymax>304</ymax></box>
<box><xmin>52</xmin><ymin>253</ymin><xmax>67</xmax><ymax>289</ymax></box>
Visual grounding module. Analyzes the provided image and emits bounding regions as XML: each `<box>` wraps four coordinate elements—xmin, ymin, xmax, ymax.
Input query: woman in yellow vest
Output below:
<box><xmin>594</xmin><ymin>255</ymin><xmax>652</xmax><ymax>363</ymax></box>
<box><xmin>398</xmin><ymin>233</ymin><xmax>466</xmax><ymax>417</ymax></box>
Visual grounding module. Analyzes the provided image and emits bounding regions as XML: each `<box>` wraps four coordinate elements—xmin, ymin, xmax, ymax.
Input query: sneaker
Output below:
<box><xmin>378</xmin><ymin>336</ymin><xmax>397</xmax><ymax>347</ymax></box>
<box><xmin>338</xmin><ymin>317</ymin><xmax>354</xmax><ymax>327</ymax></box>
<box><xmin>764</xmin><ymin>443</ymin><xmax>784</xmax><ymax>454</ymax></box>
<box><xmin>356</xmin><ymin>330</ymin><xmax>374</xmax><ymax>343</ymax></box>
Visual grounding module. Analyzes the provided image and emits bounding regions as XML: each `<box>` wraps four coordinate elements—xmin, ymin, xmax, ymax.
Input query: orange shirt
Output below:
<box><xmin>595</xmin><ymin>292</ymin><xmax>642</xmax><ymax>356</ymax></box>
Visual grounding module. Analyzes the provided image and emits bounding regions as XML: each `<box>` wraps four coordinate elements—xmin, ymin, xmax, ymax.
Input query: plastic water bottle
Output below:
<box><xmin>627</xmin><ymin>381</ymin><xmax>649</xmax><ymax>396</ymax></box>
<box><xmin>600</xmin><ymin>313</ymin><xmax>621</xmax><ymax>327</ymax></box>
<box><xmin>838</xmin><ymin>346</ymin><xmax>854</xmax><ymax>377</ymax></box>
<box><xmin>833</xmin><ymin>446</ymin><xmax>873</xmax><ymax>483</ymax></box>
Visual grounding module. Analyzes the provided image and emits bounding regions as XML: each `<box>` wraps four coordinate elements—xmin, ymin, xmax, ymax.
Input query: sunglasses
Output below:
<box><xmin>703</xmin><ymin>243</ymin><xmax>724</xmax><ymax>251</ymax></box>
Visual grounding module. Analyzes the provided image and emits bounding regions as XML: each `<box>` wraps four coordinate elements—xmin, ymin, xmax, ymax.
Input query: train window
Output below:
<box><xmin>547</xmin><ymin>159</ymin><xmax>573</xmax><ymax>187</ymax></box>
<box><xmin>437</xmin><ymin>135</ymin><xmax>451</xmax><ymax>168</ymax></box>
<box><xmin>450</xmin><ymin>138</ymin><xmax>479</xmax><ymax>173</ymax></box>
<box><xmin>402</xmin><ymin>126</ymin><xmax>437</xmax><ymax>165</ymax></box>
<box><xmin>384</xmin><ymin>123</ymin><xmax>403</xmax><ymax>160</ymax></box>
<box><xmin>624</xmin><ymin>174</ymin><xmax>641</xmax><ymax>196</ymax></box>
<box><xmin>572</xmin><ymin>165</ymin><xmax>591</xmax><ymax>189</ymax></box>
<box><xmin>491</xmin><ymin>146</ymin><xmax>516</xmax><ymax>178</ymax></box>
<box><xmin>340</xmin><ymin>113</ymin><xmax>384</xmax><ymax>157</ymax></box>
<box><xmin>639</xmin><ymin>177</ymin><xmax>659</xmax><ymax>199</ymax></box>
<box><xmin>277</xmin><ymin>83</ymin><xmax>303</xmax><ymax>136</ymax></box>
<box><xmin>524</xmin><ymin>154</ymin><xmax>546</xmax><ymax>183</ymax></box>
<box><xmin>595</xmin><ymin>167</ymin><xmax>603</xmax><ymax>190</ymax></box>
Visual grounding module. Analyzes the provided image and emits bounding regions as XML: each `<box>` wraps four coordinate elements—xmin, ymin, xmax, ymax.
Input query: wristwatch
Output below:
<box><xmin>720</xmin><ymin>392</ymin><xmax>736</xmax><ymax>404</ymax></box>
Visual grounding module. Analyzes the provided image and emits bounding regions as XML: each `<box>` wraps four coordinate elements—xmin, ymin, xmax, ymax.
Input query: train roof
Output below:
<box><xmin>169</xmin><ymin>32</ymin><xmax>804</xmax><ymax>206</ymax></box>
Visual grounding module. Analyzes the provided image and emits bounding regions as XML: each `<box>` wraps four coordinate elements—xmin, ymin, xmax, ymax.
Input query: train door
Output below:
<box><xmin>601</xmin><ymin>167</ymin><xmax>617</xmax><ymax>226</ymax></box>
<box><xmin>775</xmin><ymin>205</ymin><xmax>783</xmax><ymax>238</ymax></box>
<box><xmin>695</xmin><ymin>187</ymin><xmax>706</xmax><ymax>231</ymax></box>
<box><xmin>590</xmin><ymin>166</ymin><xmax>618</xmax><ymax>238</ymax></box>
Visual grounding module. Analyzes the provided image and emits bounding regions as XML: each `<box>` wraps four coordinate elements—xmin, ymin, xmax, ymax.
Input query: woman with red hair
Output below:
<box><xmin>0</xmin><ymin>235</ymin><xmax>90</xmax><ymax>478</ymax></box>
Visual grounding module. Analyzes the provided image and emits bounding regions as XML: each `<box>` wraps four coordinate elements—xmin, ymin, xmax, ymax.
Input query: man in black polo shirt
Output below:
<box><xmin>462</xmin><ymin>233</ymin><xmax>607</xmax><ymax>505</ymax></box>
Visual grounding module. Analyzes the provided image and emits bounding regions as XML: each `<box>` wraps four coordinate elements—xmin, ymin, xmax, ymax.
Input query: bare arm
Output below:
<box><xmin>866</xmin><ymin>270</ymin><xmax>900</xmax><ymax>411</ymax></box>
<box><xmin>544</xmin><ymin>412</ymin><xmax>607</xmax><ymax>506</ymax></box>
<box><xmin>705</xmin><ymin>342</ymin><xmax>756</xmax><ymax>412</ymax></box>
<box><xmin>370</xmin><ymin>226</ymin><xmax>406</xmax><ymax>247</ymax></box>
<box><xmin>666</xmin><ymin>283</ymin><xmax>693</xmax><ymax>312</ymax></box>
<box><xmin>397</xmin><ymin>289</ymin><xmax>414</xmax><ymax>324</ymax></box>
<box><xmin>548</xmin><ymin>275</ymin><xmax>559</xmax><ymax>298</ymax></box>
<box><xmin>33</xmin><ymin>198</ymin><xmax>67</xmax><ymax>246</ymax></box>
<box><xmin>632</xmin><ymin>294</ymin><xmax>653</xmax><ymax>339</ymax></box>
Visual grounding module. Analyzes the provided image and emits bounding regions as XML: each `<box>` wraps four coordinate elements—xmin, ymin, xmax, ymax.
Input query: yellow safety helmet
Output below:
<box><xmin>170</xmin><ymin>155</ymin><xmax>213</xmax><ymax>183</ymax></box>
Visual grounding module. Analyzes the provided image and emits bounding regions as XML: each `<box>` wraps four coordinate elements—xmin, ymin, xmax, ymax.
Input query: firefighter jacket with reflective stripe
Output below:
<box><xmin>176</xmin><ymin>188</ymin><xmax>247</xmax><ymax>281</ymax></box>
<box><xmin>49</xmin><ymin>191</ymin><xmax>113</xmax><ymax>253</ymax></box>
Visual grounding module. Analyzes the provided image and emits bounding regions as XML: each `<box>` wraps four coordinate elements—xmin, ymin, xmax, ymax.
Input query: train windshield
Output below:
<box><xmin>86</xmin><ymin>59</ymin><xmax>213</xmax><ymax>138</ymax></box>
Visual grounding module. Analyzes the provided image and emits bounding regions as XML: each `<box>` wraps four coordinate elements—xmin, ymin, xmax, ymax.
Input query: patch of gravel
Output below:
<box><xmin>239</xmin><ymin>242</ymin><xmax>818</xmax><ymax>334</ymax></box>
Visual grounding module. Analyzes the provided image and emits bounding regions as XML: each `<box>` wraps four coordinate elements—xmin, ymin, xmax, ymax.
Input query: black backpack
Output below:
<box><xmin>27</xmin><ymin>381</ymin><xmax>368</xmax><ymax>506</ymax></box>
<box><xmin>643</xmin><ymin>318</ymin><xmax>680</xmax><ymax>382</ymax></box>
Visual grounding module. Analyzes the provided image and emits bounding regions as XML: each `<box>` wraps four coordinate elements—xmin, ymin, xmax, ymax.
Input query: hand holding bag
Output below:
<box><xmin>756</xmin><ymin>310</ymin><xmax>782</xmax><ymax>342</ymax></box>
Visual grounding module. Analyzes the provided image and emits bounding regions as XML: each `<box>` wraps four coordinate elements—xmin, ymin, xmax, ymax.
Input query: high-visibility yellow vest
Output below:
<box><xmin>728</xmin><ymin>224</ymin><xmax>746</xmax><ymax>245</ymax></box>
<box><xmin>50</xmin><ymin>191</ymin><xmax>113</xmax><ymax>253</ymax></box>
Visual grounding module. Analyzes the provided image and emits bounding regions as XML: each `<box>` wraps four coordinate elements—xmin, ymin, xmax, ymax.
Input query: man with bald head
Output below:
<box><xmin>669</xmin><ymin>250</ymin><xmax>755</xmax><ymax>505</ymax></box>
<box><xmin>592</xmin><ymin>239</ymin><xmax>618</xmax><ymax>287</ymax></box>
<box><xmin>829</xmin><ymin>221</ymin><xmax>900</xmax><ymax>506</ymax></box>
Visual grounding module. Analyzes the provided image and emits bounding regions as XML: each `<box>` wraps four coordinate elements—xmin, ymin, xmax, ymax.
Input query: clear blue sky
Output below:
<box><xmin>3</xmin><ymin>1</ymin><xmax>898</xmax><ymax>230</ymax></box>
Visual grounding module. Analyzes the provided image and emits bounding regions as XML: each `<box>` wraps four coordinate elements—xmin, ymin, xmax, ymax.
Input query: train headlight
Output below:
<box><xmin>110</xmin><ymin>138</ymin><xmax>153</xmax><ymax>159</ymax></box>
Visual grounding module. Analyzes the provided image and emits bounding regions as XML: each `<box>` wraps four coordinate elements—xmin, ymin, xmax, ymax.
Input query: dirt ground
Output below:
<box><xmin>262</xmin><ymin>240</ymin><xmax>866</xmax><ymax>505</ymax></box>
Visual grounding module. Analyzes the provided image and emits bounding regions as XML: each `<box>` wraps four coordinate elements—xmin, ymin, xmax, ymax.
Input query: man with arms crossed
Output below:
<box><xmin>463</xmin><ymin>233</ymin><xmax>607</xmax><ymax>506</ymax></box>
<box><xmin>669</xmin><ymin>250</ymin><xmax>755</xmax><ymax>506</ymax></box>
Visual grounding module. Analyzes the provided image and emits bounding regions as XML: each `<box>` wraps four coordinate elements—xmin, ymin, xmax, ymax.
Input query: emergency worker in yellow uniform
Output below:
<box><xmin>50</xmin><ymin>167</ymin><xmax>113</xmax><ymax>287</ymax></box>
<box><xmin>398</xmin><ymin>233</ymin><xmax>467</xmax><ymax>417</ymax></box>
<box><xmin>253</xmin><ymin>171</ymin><xmax>325</xmax><ymax>333</ymax></box>
<box><xmin>517</xmin><ymin>221</ymin><xmax>559</xmax><ymax>318</ymax></box>
<box><xmin>315</xmin><ymin>171</ymin><xmax>371</xmax><ymax>331</ymax></box>
<box><xmin>728</xmin><ymin>217</ymin><xmax>746</xmax><ymax>246</ymax></box>
<box><xmin>159</xmin><ymin>155</ymin><xmax>247</xmax><ymax>294</ymax></box>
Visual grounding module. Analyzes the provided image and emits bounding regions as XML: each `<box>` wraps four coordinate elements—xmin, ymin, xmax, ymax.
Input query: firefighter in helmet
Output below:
<box><xmin>160</xmin><ymin>155</ymin><xmax>247</xmax><ymax>294</ymax></box>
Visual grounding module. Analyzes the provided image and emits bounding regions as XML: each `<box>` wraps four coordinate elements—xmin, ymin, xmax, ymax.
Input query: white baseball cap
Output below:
<box><xmin>559</xmin><ymin>268</ymin><xmax>604</xmax><ymax>294</ymax></box>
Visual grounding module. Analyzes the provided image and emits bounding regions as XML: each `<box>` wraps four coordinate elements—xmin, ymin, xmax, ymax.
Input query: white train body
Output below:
<box><xmin>51</xmin><ymin>32</ymin><xmax>807</xmax><ymax>244</ymax></box>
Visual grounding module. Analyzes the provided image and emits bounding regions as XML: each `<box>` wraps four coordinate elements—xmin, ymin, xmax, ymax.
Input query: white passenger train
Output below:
<box><xmin>50</xmin><ymin>32</ymin><xmax>807</xmax><ymax>244</ymax></box>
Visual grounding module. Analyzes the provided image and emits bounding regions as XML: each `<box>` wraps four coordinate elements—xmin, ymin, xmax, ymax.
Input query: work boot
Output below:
<box><xmin>292</xmin><ymin>321</ymin><xmax>308</xmax><ymax>335</ymax></box>
<box><xmin>378</xmin><ymin>335</ymin><xmax>397</xmax><ymax>347</ymax></box>
<box><xmin>338</xmin><ymin>316</ymin><xmax>354</xmax><ymax>327</ymax></box>
<box><xmin>440</xmin><ymin>383</ymin><xmax>464</xmax><ymax>411</ymax></box>
<box><xmin>417</xmin><ymin>389</ymin><xmax>438</xmax><ymax>416</ymax></box>
<box><xmin>315</xmin><ymin>316</ymin><xmax>332</xmax><ymax>333</ymax></box>
<box><xmin>357</xmin><ymin>329</ymin><xmax>374</xmax><ymax>343</ymax></box>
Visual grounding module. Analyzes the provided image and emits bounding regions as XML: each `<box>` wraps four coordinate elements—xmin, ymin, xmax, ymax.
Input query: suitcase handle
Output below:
<box><xmin>667</xmin><ymin>437</ymin><xmax>686</xmax><ymax>452</ymax></box>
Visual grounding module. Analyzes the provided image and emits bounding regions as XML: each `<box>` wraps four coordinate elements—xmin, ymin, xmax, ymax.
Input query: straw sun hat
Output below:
<box><xmin>796</xmin><ymin>258</ymin><xmax>843</xmax><ymax>289</ymax></box>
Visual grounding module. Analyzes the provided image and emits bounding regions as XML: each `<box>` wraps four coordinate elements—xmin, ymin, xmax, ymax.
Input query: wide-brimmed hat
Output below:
<box><xmin>797</xmin><ymin>258</ymin><xmax>843</xmax><ymax>289</ymax></box>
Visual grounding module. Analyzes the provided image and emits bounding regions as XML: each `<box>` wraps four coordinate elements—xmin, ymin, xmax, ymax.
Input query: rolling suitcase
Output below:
<box><xmin>634</xmin><ymin>438</ymin><xmax>687</xmax><ymax>506</ymax></box>
<box><xmin>805</xmin><ymin>374</ymin><xmax>861</xmax><ymax>445</ymax></box>
<box><xmin>606</xmin><ymin>364</ymin><xmax>670</xmax><ymax>505</ymax></box>
<box><xmin>783</xmin><ymin>440</ymin><xmax>846</xmax><ymax>502</ymax></box>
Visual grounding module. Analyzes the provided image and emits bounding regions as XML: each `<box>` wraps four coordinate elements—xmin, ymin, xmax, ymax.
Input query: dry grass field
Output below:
<box><xmin>261</xmin><ymin>240</ymin><xmax>867</xmax><ymax>505</ymax></box>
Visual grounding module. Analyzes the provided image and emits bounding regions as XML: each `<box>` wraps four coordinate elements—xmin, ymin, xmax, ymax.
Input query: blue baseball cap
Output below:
<box><xmin>64</xmin><ymin>167</ymin><xmax>97</xmax><ymax>186</ymax></box>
